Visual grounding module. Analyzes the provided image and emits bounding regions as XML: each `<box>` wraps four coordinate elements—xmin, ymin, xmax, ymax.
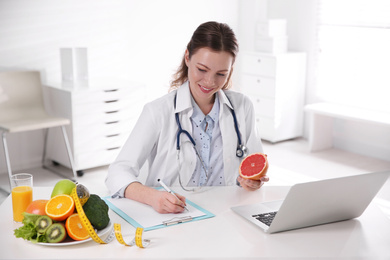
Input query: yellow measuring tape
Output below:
<box><xmin>71</xmin><ymin>186</ymin><xmax>150</xmax><ymax>247</ymax></box>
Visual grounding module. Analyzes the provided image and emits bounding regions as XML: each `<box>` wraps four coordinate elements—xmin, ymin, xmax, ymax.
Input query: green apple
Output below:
<box><xmin>51</xmin><ymin>179</ymin><xmax>76</xmax><ymax>198</ymax></box>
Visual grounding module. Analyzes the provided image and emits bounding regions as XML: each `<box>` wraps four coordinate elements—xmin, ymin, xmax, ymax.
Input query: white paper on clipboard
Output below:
<box><xmin>104</xmin><ymin>192</ymin><xmax>215</xmax><ymax>231</ymax></box>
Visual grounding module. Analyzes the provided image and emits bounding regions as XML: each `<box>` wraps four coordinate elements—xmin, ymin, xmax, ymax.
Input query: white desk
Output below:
<box><xmin>1</xmin><ymin>186</ymin><xmax>390</xmax><ymax>259</ymax></box>
<box><xmin>305</xmin><ymin>102</ymin><xmax>390</xmax><ymax>152</ymax></box>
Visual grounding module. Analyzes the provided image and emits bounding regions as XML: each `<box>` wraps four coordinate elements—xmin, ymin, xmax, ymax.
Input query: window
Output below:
<box><xmin>316</xmin><ymin>0</ymin><xmax>390</xmax><ymax>112</ymax></box>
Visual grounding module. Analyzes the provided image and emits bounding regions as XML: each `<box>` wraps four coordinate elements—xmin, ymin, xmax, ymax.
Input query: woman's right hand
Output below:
<box><xmin>150</xmin><ymin>190</ymin><xmax>187</xmax><ymax>214</ymax></box>
<box><xmin>125</xmin><ymin>182</ymin><xmax>187</xmax><ymax>214</ymax></box>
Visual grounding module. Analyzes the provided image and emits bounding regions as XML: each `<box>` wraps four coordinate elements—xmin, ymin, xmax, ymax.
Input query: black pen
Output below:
<box><xmin>158</xmin><ymin>179</ymin><xmax>189</xmax><ymax>212</ymax></box>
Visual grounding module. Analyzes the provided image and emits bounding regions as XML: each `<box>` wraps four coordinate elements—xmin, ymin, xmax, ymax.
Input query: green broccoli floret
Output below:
<box><xmin>82</xmin><ymin>194</ymin><xmax>110</xmax><ymax>230</ymax></box>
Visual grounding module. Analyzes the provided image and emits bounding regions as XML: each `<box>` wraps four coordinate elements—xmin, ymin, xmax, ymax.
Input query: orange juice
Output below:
<box><xmin>12</xmin><ymin>186</ymin><xmax>33</xmax><ymax>222</ymax></box>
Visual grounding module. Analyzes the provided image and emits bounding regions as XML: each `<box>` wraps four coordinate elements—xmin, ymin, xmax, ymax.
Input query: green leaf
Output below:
<box><xmin>13</xmin><ymin>212</ymin><xmax>48</xmax><ymax>243</ymax></box>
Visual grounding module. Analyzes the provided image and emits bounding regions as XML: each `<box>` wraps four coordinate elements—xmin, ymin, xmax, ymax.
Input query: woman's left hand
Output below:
<box><xmin>237</xmin><ymin>175</ymin><xmax>269</xmax><ymax>191</ymax></box>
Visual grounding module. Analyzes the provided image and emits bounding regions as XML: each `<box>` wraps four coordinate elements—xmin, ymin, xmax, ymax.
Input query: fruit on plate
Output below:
<box><xmin>66</xmin><ymin>213</ymin><xmax>90</xmax><ymax>241</ymax></box>
<box><xmin>45</xmin><ymin>194</ymin><xmax>75</xmax><ymax>221</ymax></box>
<box><xmin>46</xmin><ymin>223</ymin><xmax>67</xmax><ymax>243</ymax></box>
<box><xmin>14</xmin><ymin>213</ymin><xmax>48</xmax><ymax>243</ymax></box>
<box><xmin>14</xmin><ymin>182</ymin><xmax>111</xmax><ymax>244</ymax></box>
<box><xmin>82</xmin><ymin>194</ymin><xmax>110</xmax><ymax>230</ymax></box>
<box><xmin>51</xmin><ymin>179</ymin><xmax>76</xmax><ymax>198</ymax></box>
<box><xmin>25</xmin><ymin>200</ymin><xmax>49</xmax><ymax>215</ymax></box>
<box><xmin>239</xmin><ymin>153</ymin><xmax>269</xmax><ymax>180</ymax></box>
<box><xmin>35</xmin><ymin>215</ymin><xmax>53</xmax><ymax>233</ymax></box>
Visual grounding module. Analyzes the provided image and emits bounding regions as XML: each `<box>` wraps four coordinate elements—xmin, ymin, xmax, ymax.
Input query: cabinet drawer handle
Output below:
<box><xmin>104</xmin><ymin>89</ymin><xmax>119</xmax><ymax>92</ymax></box>
<box><xmin>106</xmin><ymin>121</ymin><xmax>119</xmax><ymax>124</ymax></box>
<box><xmin>257</xmin><ymin>59</ymin><xmax>261</xmax><ymax>63</ymax></box>
<box><xmin>104</xmin><ymin>100</ymin><xmax>118</xmax><ymax>103</ymax></box>
<box><xmin>105</xmin><ymin>110</ymin><xmax>119</xmax><ymax>114</ymax></box>
<box><xmin>106</xmin><ymin>134</ymin><xmax>120</xmax><ymax>137</ymax></box>
<box><xmin>107</xmin><ymin>147</ymin><xmax>120</xmax><ymax>151</ymax></box>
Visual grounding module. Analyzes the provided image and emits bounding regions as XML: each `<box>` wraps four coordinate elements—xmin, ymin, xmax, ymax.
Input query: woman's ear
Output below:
<box><xmin>184</xmin><ymin>49</ymin><xmax>190</xmax><ymax>66</ymax></box>
<box><xmin>223</xmin><ymin>66</ymin><xmax>234</xmax><ymax>89</ymax></box>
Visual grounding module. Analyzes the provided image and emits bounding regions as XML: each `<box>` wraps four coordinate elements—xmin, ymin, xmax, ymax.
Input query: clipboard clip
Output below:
<box><xmin>162</xmin><ymin>216</ymin><xmax>193</xmax><ymax>226</ymax></box>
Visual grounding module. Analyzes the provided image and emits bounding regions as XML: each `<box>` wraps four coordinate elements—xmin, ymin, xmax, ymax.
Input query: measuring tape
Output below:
<box><xmin>71</xmin><ymin>186</ymin><xmax>150</xmax><ymax>247</ymax></box>
<box><xmin>114</xmin><ymin>223</ymin><xmax>148</xmax><ymax>248</ymax></box>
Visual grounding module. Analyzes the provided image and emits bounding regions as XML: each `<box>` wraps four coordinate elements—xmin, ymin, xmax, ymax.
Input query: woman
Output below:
<box><xmin>106</xmin><ymin>21</ymin><xmax>268</xmax><ymax>214</ymax></box>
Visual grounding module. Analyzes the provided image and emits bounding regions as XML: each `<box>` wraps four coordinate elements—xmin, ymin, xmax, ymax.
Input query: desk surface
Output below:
<box><xmin>1</xmin><ymin>186</ymin><xmax>390</xmax><ymax>259</ymax></box>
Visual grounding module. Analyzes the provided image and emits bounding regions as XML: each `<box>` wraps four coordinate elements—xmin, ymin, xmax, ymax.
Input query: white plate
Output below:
<box><xmin>35</xmin><ymin>221</ymin><xmax>113</xmax><ymax>246</ymax></box>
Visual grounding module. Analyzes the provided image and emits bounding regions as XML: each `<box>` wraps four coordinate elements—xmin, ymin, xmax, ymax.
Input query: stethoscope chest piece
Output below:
<box><xmin>236</xmin><ymin>144</ymin><xmax>248</xmax><ymax>158</ymax></box>
<box><xmin>174</xmin><ymin>91</ymin><xmax>247</xmax><ymax>191</ymax></box>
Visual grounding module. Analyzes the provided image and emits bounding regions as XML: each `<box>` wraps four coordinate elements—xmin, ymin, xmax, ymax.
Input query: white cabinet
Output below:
<box><xmin>44</xmin><ymin>79</ymin><xmax>145</xmax><ymax>174</ymax></box>
<box><xmin>240</xmin><ymin>52</ymin><xmax>306</xmax><ymax>143</ymax></box>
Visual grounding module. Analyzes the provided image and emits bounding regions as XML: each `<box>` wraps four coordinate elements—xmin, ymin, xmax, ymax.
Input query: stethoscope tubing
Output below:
<box><xmin>175</xmin><ymin>112</ymin><xmax>196</xmax><ymax>149</ymax></box>
<box><xmin>174</xmin><ymin>91</ymin><xmax>247</xmax><ymax>190</ymax></box>
<box><xmin>174</xmin><ymin>92</ymin><xmax>243</xmax><ymax>152</ymax></box>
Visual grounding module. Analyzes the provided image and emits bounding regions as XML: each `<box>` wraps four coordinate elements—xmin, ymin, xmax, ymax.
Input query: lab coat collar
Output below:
<box><xmin>174</xmin><ymin>81</ymin><xmax>192</xmax><ymax>114</ymax></box>
<box><xmin>218</xmin><ymin>89</ymin><xmax>234</xmax><ymax>111</ymax></box>
<box><xmin>175</xmin><ymin>81</ymin><xmax>234</xmax><ymax>113</ymax></box>
<box><xmin>173</xmin><ymin>82</ymin><xmax>239</xmax><ymax>186</ymax></box>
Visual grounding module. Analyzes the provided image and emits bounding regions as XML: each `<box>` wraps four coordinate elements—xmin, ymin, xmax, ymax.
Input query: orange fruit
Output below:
<box><xmin>66</xmin><ymin>213</ymin><xmax>90</xmax><ymax>241</ymax></box>
<box><xmin>239</xmin><ymin>153</ymin><xmax>269</xmax><ymax>180</ymax></box>
<box><xmin>45</xmin><ymin>194</ymin><xmax>75</xmax><ymax>221</ymax></box>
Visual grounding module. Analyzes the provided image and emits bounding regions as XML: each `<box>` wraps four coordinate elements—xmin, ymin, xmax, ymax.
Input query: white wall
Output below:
<box><xmin>0</xmin><ymin>0</ymin><xmax>240</xmax><ymax>97</ymax></box>
<box><xmin>266</xmin><ymin>0</ymin><xmax>318</xmax><ymax>138</ymax></box>
<box><xmin>1</xmin><ymin>0</ymin><xmax>388</xmax><ymax>175</ymax></box>
<box><xmin>0</xmin><ymin>0</ymin><xmax>240</xmax><ymax>173</ymax></box>
<box><xmin>267</xmin><ymin>0</ymin><xmax>390</xmax><ymax>162</ymax></box>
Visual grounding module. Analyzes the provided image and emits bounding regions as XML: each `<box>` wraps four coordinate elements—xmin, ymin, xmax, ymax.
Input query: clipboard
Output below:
<box><xmin>103</xmin><ymin>192</ymin><xmax>215</xmax><ymax>231</ymax></box>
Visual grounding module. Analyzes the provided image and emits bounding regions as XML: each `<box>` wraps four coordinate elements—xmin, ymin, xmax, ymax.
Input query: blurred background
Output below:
<box><xmin>0</xmin><ymin>0</ymin><xmax>389</xmax><ymax>176</ymax></box>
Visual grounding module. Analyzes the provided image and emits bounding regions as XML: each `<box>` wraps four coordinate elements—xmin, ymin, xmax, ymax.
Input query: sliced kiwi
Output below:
<box><xmin>35</xmin><ymin>215</ymin><xmax>52</xmax><ymax>233</ymax></box>
<box><xmin>46</xmin><ymin>223</ymin><xmax>67</xmax><ymax>243</ymax></box>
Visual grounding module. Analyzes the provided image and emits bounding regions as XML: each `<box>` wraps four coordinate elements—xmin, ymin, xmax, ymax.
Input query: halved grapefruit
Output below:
<box><xmin>239</xmin><ymin>153</ymin><xmax>268</xmax><ymax>180</ymax></box>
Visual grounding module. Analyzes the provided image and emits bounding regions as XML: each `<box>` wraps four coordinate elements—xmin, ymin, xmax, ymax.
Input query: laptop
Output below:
<box><xmin>231</xmin><ymin>171</ymin><xmax>389</xmax><ymax>234</ymax></box>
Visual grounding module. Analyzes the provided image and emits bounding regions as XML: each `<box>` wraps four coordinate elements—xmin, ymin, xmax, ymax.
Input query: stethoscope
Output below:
<box><xmin>174</xmin><ymin>92</ymin><xmax>247</xmax><ymax>191</ymax></box>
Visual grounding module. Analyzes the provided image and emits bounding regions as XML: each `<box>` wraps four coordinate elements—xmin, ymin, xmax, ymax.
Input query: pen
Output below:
<box><xmin>158</xmin><ymin>179</ymin><xmax>189</xmax><ymax>212</ymax></box>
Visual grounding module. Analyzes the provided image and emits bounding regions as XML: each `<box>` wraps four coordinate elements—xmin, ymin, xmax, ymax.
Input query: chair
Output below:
<box><xmin>0</xmin><ymin>70</ymin><xmax>77</xmax><ymax>193</ymax></box>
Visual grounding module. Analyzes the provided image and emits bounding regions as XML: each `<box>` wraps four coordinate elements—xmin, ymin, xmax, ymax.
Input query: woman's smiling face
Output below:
<box><xmin>185</xmin><ymin>47</ymin><xmax>233</xmax><ymax>107</ymax></box>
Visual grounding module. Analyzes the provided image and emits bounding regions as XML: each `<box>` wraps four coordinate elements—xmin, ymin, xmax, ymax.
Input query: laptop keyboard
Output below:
<box><xmin>252</xmin><ymin>211</ymin><xmax>278</xmax><ymax>226</ymax></box>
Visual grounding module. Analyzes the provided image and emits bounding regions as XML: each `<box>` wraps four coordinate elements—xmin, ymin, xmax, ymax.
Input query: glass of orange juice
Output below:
<box><xmin>11</xmin><ymin>173</ymin><xmax>33</xmax><ymax>222</ymax></box>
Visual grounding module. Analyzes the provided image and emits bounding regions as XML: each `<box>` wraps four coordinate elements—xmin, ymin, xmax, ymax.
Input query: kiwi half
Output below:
<box><xmin>46</xmin><ymin>223</ymin><xmax>67</xmax><ymax>243</ymax></box>
<box><xmin>35</xmin><ymin>215</ymin><xmax>52</xmax><ymax>233</ymax></box>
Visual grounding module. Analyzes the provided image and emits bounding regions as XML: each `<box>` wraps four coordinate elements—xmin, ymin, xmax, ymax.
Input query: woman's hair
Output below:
<box><xmin>169</xmin><ymin>21</ymin><xmax>239</xmax><ymax>91</ymax></box>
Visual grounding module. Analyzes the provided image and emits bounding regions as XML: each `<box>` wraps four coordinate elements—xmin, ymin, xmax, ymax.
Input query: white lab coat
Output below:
<box><xmin>105</xmin><ymin>82</ymin><xmax>263</xmax><ymax>195</ymax></box>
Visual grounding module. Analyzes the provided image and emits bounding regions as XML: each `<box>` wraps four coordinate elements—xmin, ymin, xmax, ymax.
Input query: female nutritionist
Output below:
<box><xmin>106</xmin><ymin>21</ymin><xmax>269</xmax><ymax>214</ymax></box>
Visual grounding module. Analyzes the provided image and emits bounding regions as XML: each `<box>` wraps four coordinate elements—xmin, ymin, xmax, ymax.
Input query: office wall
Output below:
<box><xmin>267</xmin><ymin>0</ymin><xmax>390</xmax><ymax>162</ymax></box>
<box><xmin>1</xmin><ymin>0</ymin><xmax>388</xmax><ymax>175</ymax></box>
<box><xmin>0</xmin><ymin>0</ymin><xmax>240</xmax><ymax>173</ymax></box>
